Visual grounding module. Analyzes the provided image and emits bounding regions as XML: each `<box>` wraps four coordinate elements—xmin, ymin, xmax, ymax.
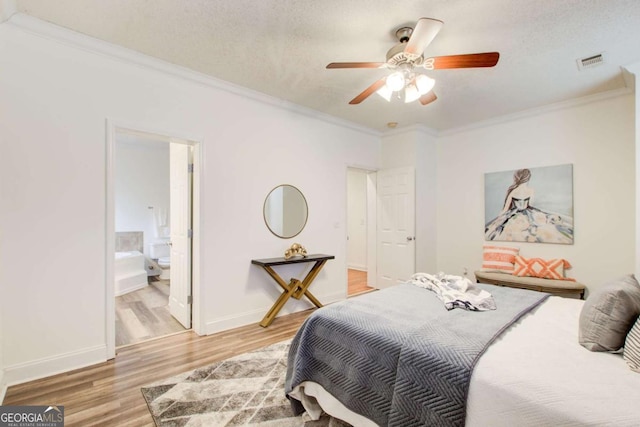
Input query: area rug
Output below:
<box><xmin>141</xmin><ymin>340</ymin><xmax>350</xmax><ymax>426</ymax></box>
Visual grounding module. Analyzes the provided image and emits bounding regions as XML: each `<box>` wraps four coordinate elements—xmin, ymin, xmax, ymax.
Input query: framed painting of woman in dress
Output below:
<box><xmin>484</xmin><ymin>164</ymin><xmax>573</xmax><ymax>244</ymax></box>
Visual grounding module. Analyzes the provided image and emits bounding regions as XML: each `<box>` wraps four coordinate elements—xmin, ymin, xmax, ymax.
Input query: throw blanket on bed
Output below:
<box><xmin>285</xmin><ymin>283</ymin><xmax>549</xmax><ymax>427</ymax></box>
<box><xmin>409</xmin><ymin>272</ymin><xmax>496</xmax><ymax>311</ymax></box>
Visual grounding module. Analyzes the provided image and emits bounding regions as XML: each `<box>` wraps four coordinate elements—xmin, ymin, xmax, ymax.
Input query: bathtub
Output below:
<box><xmin>115</xmin><ymin>251</ymin><xmax>148</xmax><ymax>296</ymax></box>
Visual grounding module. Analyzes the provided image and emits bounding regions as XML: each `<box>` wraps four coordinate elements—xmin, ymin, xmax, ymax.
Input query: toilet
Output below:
<box><xmin>149</xmin><ymin>241</ymin><xmax>171</xmax><ymax>280</ymax></box>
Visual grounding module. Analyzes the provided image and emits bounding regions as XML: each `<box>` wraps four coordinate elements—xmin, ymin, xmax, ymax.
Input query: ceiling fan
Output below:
<box><xmin>327</xmin><ymin>18</ymin><xmax>500</xmax><ymax>105</ymax></box>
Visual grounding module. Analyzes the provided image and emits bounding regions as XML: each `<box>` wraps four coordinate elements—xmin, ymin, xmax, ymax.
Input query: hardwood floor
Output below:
<box><xmin>3</xmin><ymin>309</ymin><xmax>315</xmax><ymax>427</ymax></box>
<box><xmin>348</xmin><ymin>268</ymin><xmax>374</xmax><ymax>296</ymax></box>
<box><xmin>115</xmin><ymin>279</ymin><xmax>186</xmax><ymax>347</ymax></box>
<box><xmin>3</xmin><ymin>274</ymin><xmax>372</xmax><ymax>426</ymax></box>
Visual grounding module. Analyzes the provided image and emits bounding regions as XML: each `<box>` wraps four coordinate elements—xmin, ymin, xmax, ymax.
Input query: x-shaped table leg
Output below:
<box><xmin>258</xmin><ymin>260</ymin><xmax>327</xmax><ymax>327</ymax></box>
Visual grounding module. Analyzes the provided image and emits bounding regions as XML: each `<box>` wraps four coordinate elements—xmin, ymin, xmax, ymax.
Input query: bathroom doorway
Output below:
<box><xmin>108</xmin><ymin>126</ymin><xmax>199</xmax><ymax>351</ymax></box>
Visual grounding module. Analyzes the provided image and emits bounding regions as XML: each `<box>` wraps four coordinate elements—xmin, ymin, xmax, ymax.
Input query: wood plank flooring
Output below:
<box><xmin>116</xmin><ymin>279</ymin><xmax>186</xmax><ymax>347</ymax></box>
<box><xmin>348</xmin><ymin>268</ymin><xmax>374</xmax><ymax>296</ymax></box>
<box><xmin>3</xmin><ymin>272</ymin><xmax>371</xmax><ymax>426</ymax></box>
<box><xmin>3</xmin><ymin>309</ymin><xmax>315</xmax><ymax>427</ymax></box>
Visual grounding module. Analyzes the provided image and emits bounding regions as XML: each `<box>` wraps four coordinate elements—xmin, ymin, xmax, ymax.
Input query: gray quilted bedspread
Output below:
<box><xmin>285</xmin><ymin>283</ymin><xmax>549</xmax><ymax>426</ymax></box>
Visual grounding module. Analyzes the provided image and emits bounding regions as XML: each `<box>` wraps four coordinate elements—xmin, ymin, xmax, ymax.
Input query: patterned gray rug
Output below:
<box><xmin>141</xmin><ymin>340</ymin><xmax>351</xmax><ymax>426</ymax></box>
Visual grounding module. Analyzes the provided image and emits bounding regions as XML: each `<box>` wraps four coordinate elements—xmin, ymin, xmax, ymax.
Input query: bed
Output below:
<box><xmin>285</xmin><ymin>282</ymin><xmax>640</xmax><ymax>426</ymax></box>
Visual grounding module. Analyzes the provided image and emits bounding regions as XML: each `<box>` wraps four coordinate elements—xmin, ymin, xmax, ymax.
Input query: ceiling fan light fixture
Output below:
<box><xmin>376</xmin><ymin>84</ymin><xmax>393</xmax><ymax>102</ymax></box>
<box><xmin>386</xmin><ymin>71</ymin><xmax>406</xmax><ymax>91</ymax></box>
<box><xmin>404</xmin><ymin>84</ymin><xmax>421</xmax><ymax>103</ymax></box>
<box><xmin>326</xmin><ymin>17</ymin><xmax>500</xmax><ymax>106</ymax></box>
<box><xmin>415</xmin><ymin>74</ymin><xmax>435</xmax><ymax>94</ymax></box>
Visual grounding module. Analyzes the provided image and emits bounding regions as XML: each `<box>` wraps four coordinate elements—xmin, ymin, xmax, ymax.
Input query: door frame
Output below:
<box><xmin>105</xmin><ymin>119</ymin><xmax>203</xmax><ymax>359</ymax></box>
<box><xmin>345</xmin><ymin>166</ymin><xmax>378</xmax><ymax>296</ymax></box>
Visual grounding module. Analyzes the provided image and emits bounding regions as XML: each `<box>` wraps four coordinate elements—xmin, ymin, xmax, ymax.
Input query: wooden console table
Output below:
<box><xmin>251</xmin><ymin>254</ymin><xmax>334</xmax><ymax>327</ymax></box>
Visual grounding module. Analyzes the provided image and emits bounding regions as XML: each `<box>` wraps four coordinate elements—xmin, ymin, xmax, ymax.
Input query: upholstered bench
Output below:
<box><xmin>475</xmin><ymin>270</ymin><xmax>586</xmax><ymax>299</ymax></box>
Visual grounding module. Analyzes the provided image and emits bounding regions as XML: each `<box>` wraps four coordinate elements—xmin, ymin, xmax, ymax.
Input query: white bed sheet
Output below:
<box><xmin>467</xmin><ymin>295</ymin><xmax>640</xmax><ymax>427</ymax></box>
<box><xmin>291</xmin><ymin>296</ymin><xmax>640</xmax><ymax>426</ymax></box>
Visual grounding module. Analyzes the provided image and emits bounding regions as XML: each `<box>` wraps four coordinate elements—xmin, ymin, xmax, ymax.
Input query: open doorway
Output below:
<box><xmin>347</xmin><ymin>167</ymin><xmax>376</xmax><ymax>296</ymax></box>
<box><xmin>110</xmin><ymin>128</ymin><xmax>195</xmax><ymax>348</ymax></box>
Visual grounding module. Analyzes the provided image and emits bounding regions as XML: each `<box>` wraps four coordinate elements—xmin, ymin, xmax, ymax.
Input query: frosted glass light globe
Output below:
<box><xmin>386</xmin><ymin>72</ymin><xmax>406</xmax><ymax>91</ymax></box>
<box><xmin>415</xmin><ymin>74</ymin><xmax>435</xmax><ymax>94</ymax></box>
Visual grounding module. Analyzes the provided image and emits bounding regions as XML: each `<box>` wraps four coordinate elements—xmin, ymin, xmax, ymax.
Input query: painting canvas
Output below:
<box><xmin>484</xmin><ymin>164</ymin><xmax>573</xmax><ymax>244</ymax></box>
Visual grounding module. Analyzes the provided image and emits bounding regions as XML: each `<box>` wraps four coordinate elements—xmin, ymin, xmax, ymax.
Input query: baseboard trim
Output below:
<box><xmin>204</xmin><ymin>291</ymin><xmax>345</xmax><ymax>335</ymax></box>
<box><xmin>3</xmin><ymin>345</ymin><xmax>107</xmax><ymax>388</ymax></box>
<box><xmin>347</xmin><ymin>265</ymin><xmax>367</xmax><ymax>272</ymax></box>
<box><xmin>115</xmin><ymin>282</ymin><xmax>148</xmax><ymax>297</ymax></box>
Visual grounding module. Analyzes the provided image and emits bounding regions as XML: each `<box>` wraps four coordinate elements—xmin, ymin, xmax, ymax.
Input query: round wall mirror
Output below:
<box><xmin>263</xmin><ymin>185</ymin><xmax>308</xmax><ymax>238</ymax></box>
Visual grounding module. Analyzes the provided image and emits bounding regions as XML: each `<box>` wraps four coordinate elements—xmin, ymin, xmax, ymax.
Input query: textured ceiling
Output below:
<box><xmin>13</xmin><ymin>0</ymin><xmax>640</xmax><ymax>132</ymax></box>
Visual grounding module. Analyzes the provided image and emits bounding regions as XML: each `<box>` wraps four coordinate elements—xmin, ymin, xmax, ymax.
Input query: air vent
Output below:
<box><xmin>577</xmin><ymin>53</ymin><xmax>605</xmax><ymax>70</ymax></box>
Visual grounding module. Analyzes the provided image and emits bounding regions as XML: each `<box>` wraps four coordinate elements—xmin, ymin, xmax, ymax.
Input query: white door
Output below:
<box><xmin>169</xmin><ymin>142</ymin><xmax>192</xmax><ymax>328</ymax></box>
<box><xmin>376</xmin><ymin>167</ymin><xmax>415</xmax><ymax>288</ymax></box>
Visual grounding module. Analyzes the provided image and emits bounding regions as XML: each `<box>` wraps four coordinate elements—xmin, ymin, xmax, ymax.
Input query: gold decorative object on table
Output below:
<box><xmin>284</xmin><ymin>243</ymin><xmax>307</xmax><ymax>260</ymax></box>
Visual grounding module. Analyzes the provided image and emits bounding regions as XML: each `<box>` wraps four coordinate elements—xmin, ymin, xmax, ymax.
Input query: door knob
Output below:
<box><xmin>406</xmin><ymin>236</ymin><xmax>415</xmax><ymax>241</ymax></box>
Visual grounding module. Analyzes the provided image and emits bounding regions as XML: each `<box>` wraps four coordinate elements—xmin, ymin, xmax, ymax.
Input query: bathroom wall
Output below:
<box><xmin>115</xmin><ymin>136</ymin><xmax>170</xmax><ymax>258</ymax></box>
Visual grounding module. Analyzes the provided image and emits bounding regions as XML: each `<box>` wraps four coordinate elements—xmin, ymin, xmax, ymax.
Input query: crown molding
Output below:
<box><xmin>7</xmin><ymin>12</ymin><xmax>630</xmax><ymax>141</ymax></box>
<box><xmin>382</xmin><ymin>123</ymin><xmax>438</xmax><ymax>138</ymax></box>
<box><xmin>623</xmin><ymin>62</ymin><xmax>640</xmax><ymax>90</ymax></box>
<box><xmin>439</xmin><ymin>86</ymin><xmax>633</xmax><ymax>137</ymax></box>
<box><xmin>0</xmin><ymin>0</ymin><xmax>16</xmax><ymax>23</ymax></box>
<box><xmin>5</xmin><ymin>13</ymin><xmax>381</xmax><ymax>138</ymax></box>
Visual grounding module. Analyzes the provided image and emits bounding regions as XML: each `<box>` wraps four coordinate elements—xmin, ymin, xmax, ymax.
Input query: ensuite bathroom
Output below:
<box><xmin>113</xmin><ymin>132</ymin><xmax>187</xmax><ymax>347</ymax></box>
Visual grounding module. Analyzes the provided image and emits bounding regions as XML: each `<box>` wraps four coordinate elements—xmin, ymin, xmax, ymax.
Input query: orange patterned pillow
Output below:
<box><xmin>481</xmin><ymin>245</ymin><xmax>520</xmax><ymax>274</ymax></box>
<box><xmin>513</xmin><ymin>256</ymin><xmax>575</xmax><ymax>281</ymax></box>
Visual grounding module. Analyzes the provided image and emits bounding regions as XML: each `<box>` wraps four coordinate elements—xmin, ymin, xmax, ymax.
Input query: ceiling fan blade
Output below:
<box><xmin>419</xmin><ymin>91</ymin><xmax>437</xmax><ymax>106</ymax></box>
<box><xmin>326</xmin><ymin>62</ymin><xmax>386</xmax><ymax>69</ymax></box>
<box><xmin>426</xmin><ymin>52</ymin><xmax>500</xmax><ymax>69</ymax></box>
<box><xmin>349</xmin><ymin>78</ymin><xmax>387</xmax><ymax>104</ymax></box>
<box><xmin>404</xmin><ymin>18</ymin><xmax>444</xmax><ymax>58</ymax></box>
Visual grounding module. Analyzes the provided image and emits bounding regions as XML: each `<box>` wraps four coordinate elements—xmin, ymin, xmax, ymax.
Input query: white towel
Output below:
<box><xmin>155</xmin><ymin>207</ymin><xmax>168</xmax><ymax>227</ymax></box>
<box><xmin>408</xmin><ymin>272</ymin><xmax>496</xmax><ymax>311</ymax></box>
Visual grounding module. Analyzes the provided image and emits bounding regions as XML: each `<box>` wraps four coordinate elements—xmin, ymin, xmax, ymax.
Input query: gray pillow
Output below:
<box><xmin>578</xmin><ymin>274</ymin><xmax>640</xmax><ymax>352</ymax></box>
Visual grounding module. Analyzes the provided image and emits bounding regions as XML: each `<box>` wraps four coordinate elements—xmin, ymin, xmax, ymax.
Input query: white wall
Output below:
<box><xmin>436</xmin><ymin>93</ymin><xmax>635</xmax><ymax>292</ymax></box>
<box><xmin>0</xmin><ymin>3</ymin><xmax>5</xmax><ymax>390</ymax></box>
<box><xmin>378</xmin><ymin>93</ymin><xmax>635</xmax><ymax>289</ymax></box>
<box><xmin>115</xmin><ymin>138</ymin><xmax>170</xmax><ymax>257</ymax></box>
<box><xmin>0</xmin><ymin>295</ymin><xmax>4</xmax><ymax>400</ymax></box>
<box><xmin>626</xmin><ymin>63</ymin><xmax>640</xmax><ymax>277</ymax></box>
<box><xmin>347</xmin><ymin>169</ymin><xmax>367</xmax><ymax>270</ymax></box>
<box><xmin>0</xmin><ymin>15</ymin><xmax>380</xmax><ymax>385</ymax></box>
